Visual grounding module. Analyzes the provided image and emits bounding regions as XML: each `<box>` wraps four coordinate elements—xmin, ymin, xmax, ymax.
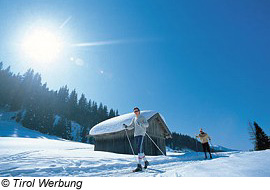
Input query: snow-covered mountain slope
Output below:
<box><xmin>0</xmin><ymin>112</ymin><xmax>60</xmax><ymax>140</ymax></box>
<box><xmin>1</xmin><ymin>115</ymin><xmax>270</xmax><ymax>177</ymax></box>
<box><xmin>211</xmin><ymin>144</ymin><xmax>236</xmax><ymax>152</ymax></box>
<box><xmin>53</xmin><ymin>114</ymin><xmax>83</xmax><ymax>142</ymax></box>
<box><xmin>1</xmin><ymin>111</ymin><xmax>84</xmax><ymax>142</ymax></box>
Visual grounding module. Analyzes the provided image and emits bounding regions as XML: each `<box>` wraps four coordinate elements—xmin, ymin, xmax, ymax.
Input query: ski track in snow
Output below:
<box><xmin>1</xmin><ymin>115</ymin><xmax>270</xmax><ymax>177</ymax></box>
<box><xmin>2</xmin><ymin>136</ymin><xmax>269</xmax><ymax>177</ymax></box>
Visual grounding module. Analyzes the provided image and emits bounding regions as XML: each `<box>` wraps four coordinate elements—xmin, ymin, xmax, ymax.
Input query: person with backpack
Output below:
<box><xmin>123</xmin><ymin>107</ymin><xmax>150</xmax><ymax>172</ymax></box>
<box><xmin>196</xmin><ymin>128</ymin><xmax>212</xmax><ymax>159</ymax></box>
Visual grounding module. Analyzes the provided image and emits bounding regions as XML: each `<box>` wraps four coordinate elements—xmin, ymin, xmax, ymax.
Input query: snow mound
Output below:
<box><xmin>90</xmin><ymin>110</ymin><xmax>162</xmax><ymax>136</ymax></box>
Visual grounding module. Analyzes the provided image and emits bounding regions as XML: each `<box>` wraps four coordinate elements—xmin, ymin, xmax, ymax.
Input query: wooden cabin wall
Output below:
<box><xmin>93</xmin><ymin>115</ymin><xmax>167</xmax><ymax>156</ymax></box>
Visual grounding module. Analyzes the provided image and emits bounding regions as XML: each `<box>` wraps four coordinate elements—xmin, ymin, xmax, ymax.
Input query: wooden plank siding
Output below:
<box><xmin>93</xmin><ymin>113</ymin><xmax>170</xmax><ymax>156</ymax></box>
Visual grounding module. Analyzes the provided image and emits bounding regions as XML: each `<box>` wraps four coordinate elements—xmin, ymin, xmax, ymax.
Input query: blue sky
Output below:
<box><xmin>1</xmin><ymin>0</ymin><xmax>270</xmax><ymax>150</ymax></box>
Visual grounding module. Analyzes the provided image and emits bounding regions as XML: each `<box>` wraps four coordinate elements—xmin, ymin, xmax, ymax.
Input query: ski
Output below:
<box><xmin>132</xmin><ymin>168</ymin><xmax>146</xmax><ymax>173</ymax></box>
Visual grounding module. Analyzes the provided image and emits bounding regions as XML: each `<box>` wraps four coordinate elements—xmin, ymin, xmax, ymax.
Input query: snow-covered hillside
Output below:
<box><xmin>0</xmin><ymin>111</ymin><xmax>60</xmax><ymax>140</ymax></box>
<box><xmin>1</xmin><ymin>113</ymin><xmax>270</xmax><ymax>177</ymax></box>
<box><xmin>53</xmin><ymin>114</ymin><xmax>84</xmax><ymax>142</ymax></box>
<box><xmin>211</xmin><ymin>144</ymin><xmax>237</xmax><ymax>152</ymax></box>
<box><xmin>0</xmin><ymin>111</ymin><xmax>84</xmax><ymax>142</ymax></box>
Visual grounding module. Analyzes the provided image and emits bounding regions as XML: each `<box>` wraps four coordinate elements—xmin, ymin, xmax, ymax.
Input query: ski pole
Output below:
<box><xmin>209</xmin><ymin>140</ymin><xmax>216</xmax><ymax>155</ymax></box>
<box><xmin>124</xmin><ymin>129</ymin><xmax>137</xmax><ymax>163</ymax></box>
<box><xmin>195</xmin><ymin>138</ymin><xmax>199</xmax><ymax>156</ymax></box>
<box><xmin>145</xmin><ymin>132</ymin><xmax>166</xmax><ymax>156</ymax></box>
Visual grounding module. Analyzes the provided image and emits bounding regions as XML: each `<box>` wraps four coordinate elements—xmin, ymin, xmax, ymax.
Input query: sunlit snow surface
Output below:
<box><xmin>1</xmin><ymin>112</ymin><xmax>270</xmax><ymax>177</ymax></box>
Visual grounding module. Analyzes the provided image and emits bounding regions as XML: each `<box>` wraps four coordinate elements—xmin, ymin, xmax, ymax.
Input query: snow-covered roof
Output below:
<box><xmin>90</xmin><ymin>110</ymin><xmax>166</xmax><ymax>136</ymax></box>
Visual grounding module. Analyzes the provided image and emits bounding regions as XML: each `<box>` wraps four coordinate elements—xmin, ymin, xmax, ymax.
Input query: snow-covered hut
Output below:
<box><xmin>89</xmin><ymin>110</ymin><xmax>171</xmax><ymax>156</ymax></box>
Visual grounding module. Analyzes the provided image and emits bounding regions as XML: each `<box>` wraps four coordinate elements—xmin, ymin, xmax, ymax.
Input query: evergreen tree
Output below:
<box><xmin>253</xmin><ymin>122</ymin><xmax>270</xmax><ymax>150</ymax></box>
<box><xmin>0</xmin><ymin>65</ymin><xmax>13</xmax><ymax>107</ymax></box>
<box><xmin>67</xmin><ymin>89</ymin><xmax>78</xmax><ymax>120</ymax></box>
<box><xmin>97</xmin><ymin>102</ymin><xmax>104</xmax><ymax>122</ymax></box>
<box><xmin>78</xmin><ymin>93</ymin><xmax>87</xmax><ymax>123</ymax></box>
<box><xmin>103</xmin><ymin>105</ymin><xmax>108</xmax><ymax>120</ymax></box>
<box><xmin>56</xmin><ymin>85</ymin><xmax>69</xmax><ymax>116</ymax></box>
<box><xmin>64</xmin><ymin>119</ymin><xmax>72</xmax><ymax>140</ymax></box>
<box><xmin>22</xmin><ymin>107</ymin><xmax>37</xmax><ymax>130</ymax></box>
<box><xmin>54</xmin><ymin>117</ymin><xmax>66</xmax><ymax>138</ymax></box>
<box><xmin>9</xmin><ymin>73</ymin><xmax>24</xmax><ymax>111</ymax></box>
<box><xmin>78</xmin><ymin>94</ymin><xmax>88</xmax><ymax>142</ymax></box>
<box><xmin>108</xmin><ymin>108</ymin><xmax>116</xmax><ymax>118</ymax></box>
<box><xmin>91</xmin><ymin>101</ymin><xmax>98</xmax><ymax>125</ymax></box>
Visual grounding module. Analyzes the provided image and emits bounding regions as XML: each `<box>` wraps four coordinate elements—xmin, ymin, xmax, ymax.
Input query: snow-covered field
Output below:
<box><xmin>1</xmin><ymin>112</ymin><xmax>270</xmax><ymax>177</ymax></box>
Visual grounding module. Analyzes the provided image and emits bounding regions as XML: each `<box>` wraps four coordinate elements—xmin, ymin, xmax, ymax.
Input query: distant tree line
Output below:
<box><xmin>249</xmin><ymin>121</ymin><xmax>270</xmax><ymax>151</ymax></box>
<box><xmin>1</xmin><ymin>62</ymin><xmax>231</xmax><ymax>151</ymax></box>
<box><xmin>166</xmin><ymin>132</ymin><xmax>204</xmax><ymax>152</ymax></box>
<box><xmin>0</xmin><ymin>62</ymin><xmax>119</xmax><ymax>143</ymax></box>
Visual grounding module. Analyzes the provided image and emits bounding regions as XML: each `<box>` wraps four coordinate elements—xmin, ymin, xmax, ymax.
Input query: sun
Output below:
<box><xmin>22</xmin><ymin>27</ymin><xmax>63</xmax><ymax>63</ymax></box>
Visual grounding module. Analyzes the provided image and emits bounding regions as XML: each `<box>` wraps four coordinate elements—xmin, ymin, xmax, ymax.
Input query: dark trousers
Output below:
<box><xmin>202</xmin><ymin>142</ymin><xmax>212</xmax><ymax>158</ymax></box>
<box><xmin>135</xmin><ymin>135</ymin><xmax>144</xmax><ymax>154</ymax></box>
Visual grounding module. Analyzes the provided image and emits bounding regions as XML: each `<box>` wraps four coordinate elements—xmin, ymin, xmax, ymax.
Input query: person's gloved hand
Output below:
<box><xmin>123</xmin><ymin>124</ymin><xmax>128</xmax><ymax>129</ymax></box>
<box><xmin>136</xmin><ymin>121</ymin><xmax>142</xmax><ymax>127</ymax></box>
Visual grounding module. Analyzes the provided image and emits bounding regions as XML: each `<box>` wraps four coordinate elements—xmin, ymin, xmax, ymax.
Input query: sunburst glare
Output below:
<box><xmin>21</xmin><ymin>27</ymin><xmax>64</xmax><ymax>63</ymax></box>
